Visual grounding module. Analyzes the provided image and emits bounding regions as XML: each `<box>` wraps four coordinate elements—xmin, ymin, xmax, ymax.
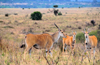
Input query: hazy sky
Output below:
<box><xmin>71</xmin><ymin>0</ymin><xmax>100</xmax><ymax>2</ymax></box>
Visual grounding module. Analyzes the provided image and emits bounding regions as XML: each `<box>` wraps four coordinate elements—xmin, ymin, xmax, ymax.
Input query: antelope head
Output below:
<box><xmin>83</xmin><ymin>28</ymin><xmax>90</xmax><ymax>43</ymax></box>
<box><xmin>54</xmin><ymin>23</ymin><xmax>66</xmax><ymax>38</ymax></box>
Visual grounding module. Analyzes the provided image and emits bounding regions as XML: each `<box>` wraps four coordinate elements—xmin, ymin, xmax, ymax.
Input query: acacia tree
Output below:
<box><xmin>53</xmin><ymin>5</ymin><xmax>59</xmax><ymax>16</ymax></box>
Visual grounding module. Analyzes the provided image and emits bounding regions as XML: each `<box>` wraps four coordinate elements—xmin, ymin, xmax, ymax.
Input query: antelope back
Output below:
<box><xmin>89</xmin><ymin>35</ymin><xmax>98</xmax><ymax>47</ymax></box>
<box><xmin>25</xmin><ymin>33</ymin><xmax>53</xmax><ymax>48</ymax></box>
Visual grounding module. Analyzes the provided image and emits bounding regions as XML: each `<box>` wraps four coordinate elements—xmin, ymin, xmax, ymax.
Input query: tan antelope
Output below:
<box><xmin>20</xmin><ymin>23</ymin><xmax>66</xmax><ymax>58</ymax></box>
<box><xmin>81</xmin><ymin>29</ymin><xmax>98</xmax><ymax>65</ymax></box>
<box><xmin>62</xmin><ymin>31</ymin><xmax>76</xmax><ymax>55</ymax></box>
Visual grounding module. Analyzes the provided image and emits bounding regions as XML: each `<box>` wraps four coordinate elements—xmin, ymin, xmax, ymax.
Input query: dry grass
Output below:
<box><xmin>0</xmin><ymin>7</ymin><xmax>100</xmax><ymax>65</ymax></box>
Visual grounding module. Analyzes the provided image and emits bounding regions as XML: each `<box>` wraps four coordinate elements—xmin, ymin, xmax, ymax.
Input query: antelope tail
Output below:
<box><xmin>20</xmin><ymin>44</ymin><xmax>25</xmax><ymax>48</ymax></box>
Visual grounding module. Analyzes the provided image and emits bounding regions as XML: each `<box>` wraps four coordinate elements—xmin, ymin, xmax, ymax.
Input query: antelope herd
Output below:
<box><xmin>20</xmin><ymin>23</ymin><xmax>98</xmax><ymax>65</ymax></box>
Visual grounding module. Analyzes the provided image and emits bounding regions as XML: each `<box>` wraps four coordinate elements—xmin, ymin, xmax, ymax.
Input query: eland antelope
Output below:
<box><xmin>20</xmin><ymin>23</ymin><xmax>66</xmax><ymax>58</ymax></box>
<box><xmin>81</xmin><ymin>29</ymin><xmax>98</xmax><ymax>65</ymax></box>
<box><xmin>62</xmin><ymin>31</ymin><xmax>76</xmax><ymax>54</ymax></box>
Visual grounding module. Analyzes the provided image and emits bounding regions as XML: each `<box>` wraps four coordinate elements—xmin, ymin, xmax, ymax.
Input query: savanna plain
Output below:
<box><xmin>0</xmin><ymin>7</ymin><xmax>100</xmax><ymax>65</ymax></box>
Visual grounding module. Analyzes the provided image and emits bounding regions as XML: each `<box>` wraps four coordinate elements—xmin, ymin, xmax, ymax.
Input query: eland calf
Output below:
<box><xmin>62</xmin><ymin>31</ymin><xmax>76</xmax><ymax>55</ymax></box>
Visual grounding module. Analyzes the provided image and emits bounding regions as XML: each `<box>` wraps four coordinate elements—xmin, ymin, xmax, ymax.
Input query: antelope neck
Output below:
<box><xmin>85</xmin><ymin>36</ymin><xmax>89</xmax><ymax>43</ymax></box>
<box><xmin>52</xmin><ymin>31</ymin><xmax>60</xmax><ymax>43</ymax></box>
<box><xmin>73</xmin><ymin>35</ymin><xmax>75</xmax><ymax>41</ymax></box>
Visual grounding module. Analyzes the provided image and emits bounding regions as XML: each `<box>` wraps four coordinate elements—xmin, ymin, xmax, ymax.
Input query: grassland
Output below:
<box><xmin>0</xmin><ymin>7</ymin><xmax>100</xmax><ymax>65</ymax></box>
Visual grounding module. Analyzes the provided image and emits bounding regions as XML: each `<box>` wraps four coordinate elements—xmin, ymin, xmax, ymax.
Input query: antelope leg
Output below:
<box><xmin>93</xmin><ymin>48</ymin><xmax>95</xmax><ymax>65</ymax></box>
<box><xmin>81</xmin><ymin>49</ymin><xmax>87</xmax><ymax>63</ymax></box>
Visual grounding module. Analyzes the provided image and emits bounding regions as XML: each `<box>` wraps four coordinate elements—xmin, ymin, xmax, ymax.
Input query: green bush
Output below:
<box><xmin>89</xmin><ymin>30</ymin><xmax>97</xmax><ymax>36</ymax></box>
<box><xmin>76</xmin><ymin>33</ymin><xmax>85</xmax><ymax>43</ymax></box>
<box><xmin>58</xmin><ymin>12</ymin><xmax>62</xmax><ymax>15</ymax></box>
<box><xmin>0</xmin><ymin>21</ymin><xmax>3</xmax><ymax>23</ymax></box>
<box><xmin>31</xmin><ymin>11</ymin><xmax>42</xmax><ymax>20</ymax></box>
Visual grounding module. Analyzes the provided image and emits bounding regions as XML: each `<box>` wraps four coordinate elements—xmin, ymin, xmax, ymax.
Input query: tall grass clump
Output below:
<box><xmin>76</xmin><ymin>33</ymin><xmax>85</xmax><ymax>43</ymax></box>
<box><xmin>58</xmin><ymin>12</ymin><xmax>62</xmax><ymax>15</ymax></box>
<box><xmin>31</xmin><ymin>11</ymin><xmax>42</xmax><ymax>20</ymax></box>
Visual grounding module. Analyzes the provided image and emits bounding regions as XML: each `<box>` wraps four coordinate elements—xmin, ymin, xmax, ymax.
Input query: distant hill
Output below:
<box><xmin>0</xmin><ymin>0</ymin><xmax>100</xmax><ymax>8</ymax></box>
<box><xmin>1</xmin><ymin>0</ymin><xmax>100</xmax><ymax>3</ymax></box>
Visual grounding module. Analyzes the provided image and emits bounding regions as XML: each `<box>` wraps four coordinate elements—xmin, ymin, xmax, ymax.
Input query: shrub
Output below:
<box><xmin>62</xmin><ymin>7</ymin><xmax>64</xmax><ymax>9</ymax></box>
<box><xmin>58</xmin><ymin>12</ymin><xmax>62</xmax><ymax>15</ymax></box>
<box><xmin>14</xmin><ymin>13</ymin><xmax>18</xmax><ymax>15</ymax></box>
<box><xmin>31</xmin><ymin>11</ymin><xmax>42</xmax><ymax>20</ymax></box>
<box><xmin>47</xmin><ymin>12</ymin><xmax>50</xmax><ymax>13</ymax></box>
<box><xmin>78</xmin><ymin>26</ymin><xmax>81</xmax><ymax>29</ymax></box>
<box><xmin>91</xmin><ymin>20</ymin><xmax>95</xmax><ymax>26</ymax></box>
<box><xmin>65</xmin><ymin>12</ymin><xmax>67</xmax><ymax>14</ymax></box>
<box><xmin>0</xmin><ymin>21</ymin><xmax>3</xmax><ymax>23</ymax></box>
<box><xmin>98</xmin><ymin>24</ymin><xmax>100</xmax><ymax>29</ymax></box>
<box><xmin>42</xmin><ymin>13</ymin><xmax>45</xmax><ymax>14</ymax></box>
<box><xmin>76</xmin><ymin>33</ymin><xmax>85</xmax><ymax>43</ymax></box>
<box><xmin>89</xmin><ymin>30</ymin><xmax>97</xmax><ymax>36</ymax></box>
<box><xmin>5</xmin><ymin>13</ymin><xmax>9</xmax><ymax>17</ymax></box>
<box><xmin>22</xmin><ymin>8</ymin><xmax>24</xmax><ymax>10</ymax></box>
